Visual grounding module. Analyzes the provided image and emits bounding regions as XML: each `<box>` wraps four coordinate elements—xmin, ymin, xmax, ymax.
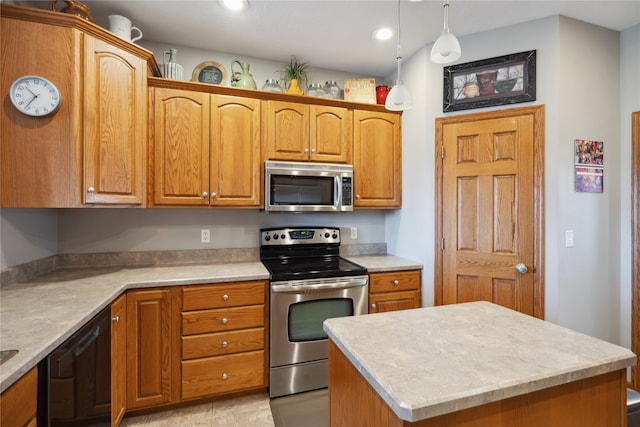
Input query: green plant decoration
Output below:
<box><xmin>280</xmin><ymin>55</ymin><xmax>309</xmax><ymax>88</ymax></box>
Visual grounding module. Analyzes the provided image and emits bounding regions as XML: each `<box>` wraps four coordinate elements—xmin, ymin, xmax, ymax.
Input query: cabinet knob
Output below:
<box><xmin>112</xmin><ymin>316</ymin><xmax>120</xmax><ymax>323</ymax></box>
<box><xmin>311</xmin><ymin>148</ymin><xmax>316</xmax><ymax>153</ymax></box>
<box><xmin>211</xmin><ymin>192</ymin><xmax>217</xmax><ymax>198</ymax></box>
<box><xmin>221</xmin><ymin>317</ymin><xmax>228</xmax><ymax>325</ymax></box>
<box><xmin>371</xmin><ymin>303</ymin><xmax>377</xmax><ymax>310</ymax></box>
<box><xmin>393</xmin><ymin>280</ymin><xmax>399</xmax><ymax>286</ymax></box>
<box><xmin>87</xmin><ymin>187</ymin><xmax>95</xmax><ymax>194</ymax></box>
<box><xmin>222</xmin><ymin>294</ymin><xmax>229</xmax><ymax>301</ymax></box>
<box><xmin>202</xmin><ymin>191</ymin><xmax>208</xmax><ymax>198</ymax></box>
<box><xmin>221</xmin><ymin>373</ymin><xmax>228</xmax><ymax>380</ymax></box>
<box><xmin>304</xmin><ymin>148</ymin><xmax>309</xmax><ymax>153</ymax></box>
<box><xmin>222</xmin><ymin>341</ymin><xmax>228</xmax><ymax>348</ymax></box>
<box><xmin>356</xmin><ymin>194</ymin><xmax>361</xmax><ymax>199</ymax></box>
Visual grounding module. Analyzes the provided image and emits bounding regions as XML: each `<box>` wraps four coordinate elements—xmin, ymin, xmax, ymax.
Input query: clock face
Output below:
<box><xmin>9</xmin><ymin>75</ymin><xmax>61</xmax><ymax>117</ymax></box>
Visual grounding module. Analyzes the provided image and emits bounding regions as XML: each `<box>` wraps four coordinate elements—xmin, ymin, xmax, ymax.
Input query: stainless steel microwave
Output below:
<box><xmin>264</xmin><ymin>161</ymin><xmax>353</xmax><ymax>212</ymax></box>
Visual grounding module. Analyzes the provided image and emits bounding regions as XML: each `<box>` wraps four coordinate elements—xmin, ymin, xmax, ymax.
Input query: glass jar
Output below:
<box><xmin>262</xmin><ymin>78</ymin><xmax>283</xmax><ymax>92</ymax></box>
<box><xmin>307</xmin><ymin>83</ymin><xmax>326</xmax><ymax>97</ymax></box>
<box><xmin>323</xmin><ymin>80</ymin><xmax>341</xmax><ymax>99</ymax></box>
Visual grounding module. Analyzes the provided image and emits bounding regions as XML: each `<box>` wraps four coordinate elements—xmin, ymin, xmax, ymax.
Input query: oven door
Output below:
<box><xmin>269</xmin><ymin>275</ymin><xmax>368</xmax><ymax>397</ymax></box>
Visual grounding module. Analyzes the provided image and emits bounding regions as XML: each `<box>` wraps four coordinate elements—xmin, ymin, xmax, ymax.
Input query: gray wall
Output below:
<box><xmin>389</xmin><ymin>16</ymin><xmax>639</xmax><ymax>346</ymax></box>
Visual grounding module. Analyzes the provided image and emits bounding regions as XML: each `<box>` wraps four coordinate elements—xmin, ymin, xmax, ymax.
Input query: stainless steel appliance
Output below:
<box><xmin>260</xmin><ymin>226</ymin><xmax>368</xmax><ymax>398</ymax></box>
<box><xmin>38</xmin><ymin>306</ymin><xmax>111</xmax><ymax>426</ymax></box>
<box><xmin>264</xmin><ymin>161</ymin><xmax>354</xmax><ymax>212</ymax></box>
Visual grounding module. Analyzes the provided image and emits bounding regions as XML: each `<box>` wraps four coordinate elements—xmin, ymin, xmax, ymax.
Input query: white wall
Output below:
<box><xmin>619</xmin><ymin>23</ymin><xmax>640</xmax><ymax>349</ymax></box>
<box><xmin>390</xmin><ymin>15</ymin><xmax>632</xmax><ymax>345</ymax></box>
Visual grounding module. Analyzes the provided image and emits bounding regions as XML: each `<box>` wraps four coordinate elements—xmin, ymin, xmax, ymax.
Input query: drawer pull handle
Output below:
<box><xmin>222</xmin><ymin>341</ymin><xmax>228</xmax><ymax>348</ymax></box>
<box><xmin>371</xmin><ymin>303</ymin><xmax>377</xmax><ymax>310</ymax></box>
<box><xmin>221</xmin><ymin>317</ymin><xmax>228</xmax><ymax>325</ymax></box>
<box><xmin>393</xmin><ymin>280</ymin><xmax>399</xmax><ymax>286</ymax></box>
<box><xmin>222</xmin><ymin>373</ymin><xmax>228</xmax><ymax>380</ymax></box>
<box><xmin>222</xmin><ymin>294</ymin><xmax>229</xmax><ymax>301</ymax></box>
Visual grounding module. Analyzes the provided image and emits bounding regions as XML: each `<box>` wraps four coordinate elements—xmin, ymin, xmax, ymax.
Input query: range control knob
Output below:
<box><xmin>265</xmin><ymin>235</ymin><xmax>271</xmax><ymax>241</ymax></box>
<box><xmin>280</xmin><ymin>234</ymin><xmax>286</xmax><ymax>239</ymax></box>
<box><xmin>273</xmin><ymin>234</ymin><xmax>279</xmax><ymax>240</ymax></box>
<box><xmin>332</xmin><ymin>233</ymin><xmax>338</xmax><ymax>239</ymax></box>
<box><xmin>324</xmin><ymin>232</ymin><xmax>330</xmax><ymax>238</ymax></box>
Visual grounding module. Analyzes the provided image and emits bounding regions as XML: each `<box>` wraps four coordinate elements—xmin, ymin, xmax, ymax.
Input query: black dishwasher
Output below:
<box><xmin>38</xmin><ymin>306</ymin><xmax>111</xmax><ymax>426</ymax></box>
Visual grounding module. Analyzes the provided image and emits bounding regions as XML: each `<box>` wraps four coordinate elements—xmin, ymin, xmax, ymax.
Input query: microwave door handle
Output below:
<box><xmin>334</xmin><ymin>176</ymin><xmax>341</xmax><ymax>209</ymax></box>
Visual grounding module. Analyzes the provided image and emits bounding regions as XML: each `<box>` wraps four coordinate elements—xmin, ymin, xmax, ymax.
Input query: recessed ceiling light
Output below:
<box><xmin>373</xmin><ymin>27</ymin><xmax>394</xmax><ymax>41</ymax></box>
<box><xmin>221</xmin><ymin>0</ymin><xmax>248</xmax><ymax>11</ymax></box>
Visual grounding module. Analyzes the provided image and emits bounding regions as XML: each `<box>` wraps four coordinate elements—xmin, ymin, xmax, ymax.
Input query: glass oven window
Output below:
<box><xmin>270</xmin><ymin>175</ymin><xmax>335</xmax><ymax>206</ymax></box>
<box><xmin>288</xmin><ymin>298</ymin><xmax>354</xmax><ymax>342</ymax></box>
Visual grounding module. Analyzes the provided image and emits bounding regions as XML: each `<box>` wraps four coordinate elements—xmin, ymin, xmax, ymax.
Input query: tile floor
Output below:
<box><xmin>120</xmin><ymin>392</ymin><xmax>276</xmax><ymax>427</ymax></box>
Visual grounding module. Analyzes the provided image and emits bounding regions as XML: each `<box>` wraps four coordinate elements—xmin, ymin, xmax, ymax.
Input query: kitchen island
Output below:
<box><xmin>324</xmin><ymin>301</ymin><xmax>636</xmax><ymax>427</ymax></box>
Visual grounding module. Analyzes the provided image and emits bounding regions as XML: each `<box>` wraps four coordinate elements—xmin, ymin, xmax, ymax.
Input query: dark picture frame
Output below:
<box><xmin>443</xmin><ymin>50</ymin><xmax>536</xmax><ymax>112</ymax></box>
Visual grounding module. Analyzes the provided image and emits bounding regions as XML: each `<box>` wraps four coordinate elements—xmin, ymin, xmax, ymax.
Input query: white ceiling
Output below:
<box><xmin>21</xmin><ymin>0</ymin><xmax>640</xmax><ymax>76</ymax></box>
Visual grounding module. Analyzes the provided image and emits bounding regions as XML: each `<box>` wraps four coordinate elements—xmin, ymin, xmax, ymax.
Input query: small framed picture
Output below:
<box><xmin>443</xmin><ymin>50</ymin><xmax>536</xmax><ymax>112</ymax></box>
<box><xmin>192</xmin><ymin>61</ymin><xmax>227</xmax><ymax>85</ymax></box>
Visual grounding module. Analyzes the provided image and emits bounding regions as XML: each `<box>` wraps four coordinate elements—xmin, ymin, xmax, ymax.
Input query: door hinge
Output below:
<box><xmin>441</xmin><ymin>238</ymin><xmax>445</xmax><ymax>251</ymax></box>
<box><xmin>441</xmin><ymin>146</ymin><xmax>445</xmax><ymax>159</ymax></box>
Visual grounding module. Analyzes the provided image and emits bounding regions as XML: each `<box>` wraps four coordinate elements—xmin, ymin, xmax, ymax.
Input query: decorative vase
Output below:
<box><xmin>230</xmin><ymin>60</ymin><xmax>257</xmax><ymax>89</ymax></box>
<box><xmin>286</xmin><ymin>78</ymin><xmax>304</xmax><ymax>95</ymax></box>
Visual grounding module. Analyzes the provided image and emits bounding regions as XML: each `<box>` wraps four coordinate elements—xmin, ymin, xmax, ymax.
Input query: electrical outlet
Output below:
<box><xmin>565</xmin><ymin>230</ymin><xmax>574</xmax><ymax>247</ymax></box>
<box><xmin>350</xmin><ymin>227</ymin><xmax>357</xmax><ymax>239</ymax></box>
<box><xmin>201</xmin><ymin>229</ymin><xmax>210</xmax><ymax>243</ymax></box>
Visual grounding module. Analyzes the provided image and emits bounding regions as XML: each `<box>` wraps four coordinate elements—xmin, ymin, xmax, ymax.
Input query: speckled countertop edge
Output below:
<box><xmin>324</xmin><ymin>301</ymin><xmax>636</xmax><ymax>422</ymax></box>
<box><xmin>0</xmin><ymin>254</ymin><xmax>422</xmax><ymax>393</ymax></box>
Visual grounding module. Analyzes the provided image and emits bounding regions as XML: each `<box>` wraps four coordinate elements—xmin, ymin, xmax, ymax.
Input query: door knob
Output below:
<box><xmin>515</xmin><ymin>263</ymin><xmax>528</xmax><ymax>274</ymax></box>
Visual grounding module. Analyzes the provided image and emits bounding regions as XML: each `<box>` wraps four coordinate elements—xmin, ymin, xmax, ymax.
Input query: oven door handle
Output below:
<box><xmin>271</xmin><ymin>276</ymin><xmax>368</xmax><ymax>293</ymax></box>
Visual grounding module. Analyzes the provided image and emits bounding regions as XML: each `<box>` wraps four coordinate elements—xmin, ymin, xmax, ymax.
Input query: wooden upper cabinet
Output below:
<box><xmin>152</xmin><ymin>87</ymin><xmax>210</xmax><ymax>206</ymax></box>
<box><xmin>353</xmin><ymin>110</ymin><xmax>402</xmax><ymax>208</ymax></box>
<box><xmin>210</xmin><ymin>95</ymin><xmax>262</xmax><ymax>207</ymax></box>
<box><xmin>150</xmin><ymin>87</ymin><xmax>262</xmax><ymax>207</ymax></box>
<box><xmin>0</xmin><ymin>5</ymin><xmax>157</xmax><ymax>208</ymax></box>
<box><xmin>263</xmin><ymin>101</ymin><xmax>352</xmax><ymax>163</ymax></box>
<box><xmin>84</xmin><ymin>36</ymin><xmax>147</xmax><ymax>205</ymax></box>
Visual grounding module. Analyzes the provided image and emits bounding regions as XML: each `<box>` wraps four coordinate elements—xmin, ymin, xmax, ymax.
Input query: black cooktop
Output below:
<box><xmin>259</xmin><ymin>226</ymin><xmax>367</xmax><ymax>282</ymax></box>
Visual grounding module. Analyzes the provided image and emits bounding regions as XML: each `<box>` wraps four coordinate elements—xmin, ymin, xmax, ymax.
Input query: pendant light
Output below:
<box><xmin>385</xmin><ymin>0</ymin><xmax>413</xmax><ymax>111</ymax></box>
<box><xmin>430</xmin><ymin>0</ymin><xmax>461</xmax><ymax>64</ymax></box>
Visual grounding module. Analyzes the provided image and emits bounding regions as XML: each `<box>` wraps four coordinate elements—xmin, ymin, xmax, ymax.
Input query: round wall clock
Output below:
<box><xmin>192</xmin><ymin>61</ymin><xmax>227</xmax><ymax>85</ymax></box>
<box><xmin>9</xmin><ymin>75</ymin><xmax>61</xmax><ymax>117</ymax></box>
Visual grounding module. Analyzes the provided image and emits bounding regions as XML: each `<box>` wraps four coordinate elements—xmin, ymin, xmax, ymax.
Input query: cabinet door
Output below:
<box><xmin>369</xmin><ymin>290</ymin><xmax>421</xmax><ymax>314</ymax></box>
<box><xmin>0</xmin><ymin>366</ymin><xmax>38</xmax><ymax>427</ymax></box>
<box><xmin>353</xmin><ymin>110</ymin><xmax>402</xmax><ymax>208</ymax></box>
<box><xmin>309</xmin><ymin>105</ymin><xmax>352</xmax><ymax>164</ymax></box>
<box><xmin>262</xmin><ymin>100</ymin><xmax>309</xmax><ymax>161</ymax></box>
<box><xmin>152</xmin><ymin>87</ymin><xmax>210</xmax><ymax>206</ymax></box>
<box><xmin>84</xmin><ymin>36</ymin><xmax>147</xmax><ymax>205</ymax></box>
<box><xmin>126</xmin><ymin>288</ymin><xmax>176</xmax><ymax>409</ymax></box>
<box><xmin>111</xmin><ymin>294</ymin><xmax>126</xmax><ymax>426</ymax></box>
<box><xmin>210</xmin><ymin>95</ymin><xmax>262</xmax><ymax>206</ymax></box>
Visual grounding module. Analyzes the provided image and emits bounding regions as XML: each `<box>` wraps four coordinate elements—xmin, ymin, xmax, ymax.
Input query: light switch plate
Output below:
<box><xmin>565</xmin><ymin>230</ymin><xmax>574</xmax><ymax>247</ymax></box>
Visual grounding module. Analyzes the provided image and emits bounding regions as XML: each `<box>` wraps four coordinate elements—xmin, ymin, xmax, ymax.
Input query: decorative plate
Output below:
<box><xmin>192</xmin><ymin>61</ymin><xmax>227</xmax><ymax>85</ymax></box>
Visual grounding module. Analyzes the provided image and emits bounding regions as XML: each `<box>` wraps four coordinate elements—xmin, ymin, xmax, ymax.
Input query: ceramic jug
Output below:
<box><xmin>376</xmin><ymin>85</ymin><xmax>390</xmax><ymax>105</ymax></box>
<box><xmin>108</xmin><ymin>15</ymin><xmax>143</xmax><ymax>43</ymax></box>
<box><xmin>163</xmin><ymin>48</ymin><xmax>184</xmax><ymax>80</ymax></box>
<box><xmin>230</xmin><ymin>61</ymin><xmax>257</xmax><ymax>89</ymax></box>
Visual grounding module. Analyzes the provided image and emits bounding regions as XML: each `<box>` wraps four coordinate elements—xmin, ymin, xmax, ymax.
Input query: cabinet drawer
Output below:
<box><xmin>182</xmin><ymin>327</ymin><xmax>264</xmax><ymax>360</ymax></box>
<box><xmin>369</xmin><ymin>270</ymin><xmax>421</xmax><ymax>293</ymax></box>
<box><xmin>181</xmin><ymin>350</ymin><xmax>265</xmax><ymax>399</ymax></box>
<box><xmin>369</xmin><ymin>290</ymin><xmax>421</xmax><ymax>314</ymax></box>
<box><xmin>182</xmin><ymin>281</ymin><xmax>266</xmax><ymax>311</ymax></box>
<box><xmin>182</xmin><ymin>305</ymin><xmax>264</xmax><ymax>335</ymax></box>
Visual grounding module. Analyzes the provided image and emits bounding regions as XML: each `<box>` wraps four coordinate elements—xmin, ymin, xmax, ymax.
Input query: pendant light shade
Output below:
<box><xmin>430</xmin><ymin>0</ymin><xmax>461</xmax><ymax>64</ymax></box>
<box><xmin>385</xmin><ymin>0</ymin><xmax>413</xmax><ymax>111</ymax></box>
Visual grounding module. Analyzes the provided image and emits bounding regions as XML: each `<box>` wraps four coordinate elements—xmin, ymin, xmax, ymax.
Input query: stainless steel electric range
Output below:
<box><xmin>260</xmin><ymin>226</ymin><xmax>368</xmax><ymax>398</ymax></box>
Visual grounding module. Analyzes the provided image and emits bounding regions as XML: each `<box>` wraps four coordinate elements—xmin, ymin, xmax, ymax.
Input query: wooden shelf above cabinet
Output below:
<box><xmin>148</xmin><ymin>77</ymin><xmax>400</xmax><ymax>113</ymax></box>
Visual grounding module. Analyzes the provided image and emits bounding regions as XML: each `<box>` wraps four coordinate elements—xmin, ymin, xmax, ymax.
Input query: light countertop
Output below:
<box><xmin>323</xmin><ymin>301</ymin><xmax>636</xmax><ymax>422</ymax></box>
<box><xmin>0</xmin><ymin>254</ymin><xmax>421</xmax><ymax>393</ymax></box>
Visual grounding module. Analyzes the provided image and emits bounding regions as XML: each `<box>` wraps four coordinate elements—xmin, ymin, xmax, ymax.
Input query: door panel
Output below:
<box><xmin>436</xmin><ymin>106</ymin><xmax>543</xmax><ymax>317</ymax></box>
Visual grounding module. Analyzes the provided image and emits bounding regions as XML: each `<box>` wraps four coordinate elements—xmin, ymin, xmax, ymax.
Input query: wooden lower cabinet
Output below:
<box><xmin>369</xmin><ymin>270</ymin><xmax>421</xmax><ymax>314</ymax></box>
<box><xmin>111</xmin><ymin>294</ymin><xmax>127</xmax><ymax>426</ymax></box>
<box><xmin>126</xmin><ymin>287</ymin><xmax>181</xmax><ymax>410</ymax></box>
<box><xmin>0</xmin><ymin>366</ymin><xmax>38</xmax><ymax>427</ymax></box>
<box><xmin>180</xmin><ymin>280</ymin><xmax>268</xmax><ymax>401</ymax></box>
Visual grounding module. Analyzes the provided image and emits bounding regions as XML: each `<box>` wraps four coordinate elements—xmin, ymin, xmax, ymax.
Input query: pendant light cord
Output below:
<box><xmin>395</xmin><ymin>0</ymin><xmax>402</xmax><ymax>83</ymax></box>
<box><xmin>443</xmin><ymin>0</ymin><xmax>450</xmax><ymax>33</ymax></box>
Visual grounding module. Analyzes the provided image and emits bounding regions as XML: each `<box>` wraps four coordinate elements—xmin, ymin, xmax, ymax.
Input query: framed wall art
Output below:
<box><xmin>443</xmin><ymin>50</ymin><xmax>536</xmax><ymax>112</ymax></box>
